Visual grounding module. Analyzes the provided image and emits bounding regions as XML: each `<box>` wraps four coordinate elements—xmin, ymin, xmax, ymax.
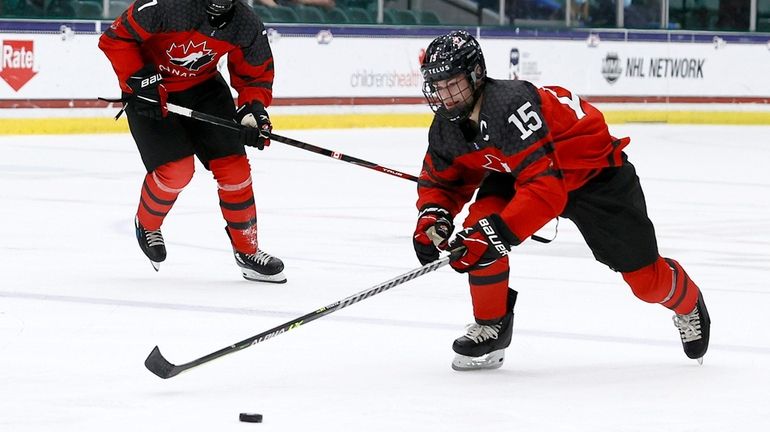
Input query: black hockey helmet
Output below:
<box><xmin>420</xmin><ymin>30</ymin><xmax>487</xmax><ymax>122</ymax></box>
<box><xmin>206</xmin><ymin>0</ymin><xmax>235</xmax><ymax>28</ymax></box>
<box><xmin>207</xmin><ymin>0</ymin><xmax>233</xmax><ymax>15</ymax></box>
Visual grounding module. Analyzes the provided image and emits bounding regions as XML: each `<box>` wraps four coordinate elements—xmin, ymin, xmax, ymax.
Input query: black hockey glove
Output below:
<box><xmin>413</xmin><ymin>205</ymin><xmax>454</xmax><ymax>265</ymax></box>
<box><xmin>235</xmin><ymin>102</ymin><xmax>272</xmax><ymax>150</ymax></box>
<box><xmin>125</xmin><ymin>64</ymin><xmax>168</xmax><ymax>120</ymax></box>
<box><xmin>447</xmin><ymin>214</ymin><xmax>520</xmax><ymax>273</ymax></box>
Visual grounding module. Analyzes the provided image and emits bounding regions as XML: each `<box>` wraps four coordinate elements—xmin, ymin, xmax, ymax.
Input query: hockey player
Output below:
<box><xmin>99</xmin><ymin>0</ymin><xmax>285</xmax><ymax>283</ymax></box>
<box><xmin>413</xmin><ymin>31</ymin><xmax>710</xmax><ymax>370</ymax></box>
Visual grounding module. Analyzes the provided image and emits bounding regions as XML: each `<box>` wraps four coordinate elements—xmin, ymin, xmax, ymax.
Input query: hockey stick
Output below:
<box><xmin>145</xmin><ymin>254</ymin><xmax>453</xmax><ymax>379</ymax></box>
<box><xmin>164</xmin><ymin>102</ymin><xmax>419</xmax><ymax>182</ymax></box>
<box><xmin>153</xmin><ymin>102</ymin><xmax>557</xmax><ymax>244</ymax></box>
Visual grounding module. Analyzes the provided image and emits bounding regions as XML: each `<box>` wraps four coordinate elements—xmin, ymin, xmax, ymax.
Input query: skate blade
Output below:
<box><xmin>241</xmin><ymin>269</ymin><xmax>287</xmax><ymax>284</ymax></box>
<box><xmin>150</xmin><ymin>261</ymin><xmax>160</xmax><ymax>272</ymax></box>
<box><xmin>452</xmin><ymin>349</ymin><xmax>505</xmax><ymax>371</ymax></box>
<box><xmin>697</xmin><ymin>357</ymin><xmax>703</xmax><ymax>365</ymax></box>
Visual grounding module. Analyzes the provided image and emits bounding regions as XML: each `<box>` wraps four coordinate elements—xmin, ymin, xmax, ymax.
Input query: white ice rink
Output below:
<box><xmin>1</xmin><ymin>125</ymin><xmax>769</xmax><ymax>431</ymax></box>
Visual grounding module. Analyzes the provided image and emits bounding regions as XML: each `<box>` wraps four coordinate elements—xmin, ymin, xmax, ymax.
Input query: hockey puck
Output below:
<box><xmin>239</xmin><ymin>413</ymin><xmax>263</xmax><ymax>423</ymax></box>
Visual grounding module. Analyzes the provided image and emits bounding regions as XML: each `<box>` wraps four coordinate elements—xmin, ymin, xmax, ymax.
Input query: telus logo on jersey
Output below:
<box><xmin>0</xmin><ymin>40</ymin><xmax>37</xmax><ymax>91</ymax></box>
<box><xmin>165</xmin><ymin>41</ymin><xmax>216</xmax><ymax>73</ymax></box>
<box><xmin>602</xmin><ymin>52</ymin><xmax>623</xmax><ymax>84</ymax></box>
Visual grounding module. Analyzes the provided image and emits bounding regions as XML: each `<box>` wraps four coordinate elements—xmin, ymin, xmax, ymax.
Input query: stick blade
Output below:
<box><xmin>144</xmin><ymin>346</ymin><xmax>182</xmax><ymax>379</ymax></box>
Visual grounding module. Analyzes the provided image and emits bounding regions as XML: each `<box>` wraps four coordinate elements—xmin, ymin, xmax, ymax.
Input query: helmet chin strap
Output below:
<box><xmin>470</xmin><ymin>78</ymin><xmax>485</xmax><ymax>105</ymax></box>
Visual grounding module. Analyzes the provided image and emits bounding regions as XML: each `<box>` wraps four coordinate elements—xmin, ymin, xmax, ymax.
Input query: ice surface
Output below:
<box><xmin>1</xmin><ymin>125</ymin><xmax>769</xmax><ymax>431</ymax></box>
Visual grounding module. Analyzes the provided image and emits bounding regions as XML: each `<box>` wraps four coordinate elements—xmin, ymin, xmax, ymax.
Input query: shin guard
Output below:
<box><xmin>468</xmin><ymin>257</ymin><xmax>511</xmax><ymax>323</ymax></box>
<box><xmin>210</xmin><ymin>155</ymin><xmax>258</xmax><ymax>254</ymax></box>
<box><xmin>622</xmin><ymin>256</ymin><xmax>700</xmax><ymax>315</ymax></box>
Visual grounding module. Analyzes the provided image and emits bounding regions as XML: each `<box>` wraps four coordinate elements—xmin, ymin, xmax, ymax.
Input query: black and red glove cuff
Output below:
<box><xmin>485</xmin><ymin>214</ymin><xmax>520</xmax><ymax>247</ymax></box>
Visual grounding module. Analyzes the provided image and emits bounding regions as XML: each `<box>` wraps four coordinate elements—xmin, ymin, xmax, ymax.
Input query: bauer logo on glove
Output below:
<box><xmin>139</xmin><ymin>73</ymin><xmax>162</xmax><ymax>89</ymax></box>
<box><xmin>479</xmin><ymin>218</ymin><xmax>510</xmax><ymax>256</ymax></box>
<box><xmin>126</xmin><ymin>64</ymin><xmax>168</xmax><ymax>119</ymax></box>
<box><xmin>447</xmin><ymin>214</ymin><xmax>520</xmax><ymax>273</ymax></box>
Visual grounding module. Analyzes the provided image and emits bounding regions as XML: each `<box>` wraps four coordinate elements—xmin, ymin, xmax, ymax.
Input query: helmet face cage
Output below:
<box><xmin>422</xmin><ymin>75</ymin><xmax>475</xmax><ymax>122</ymax></box>
<box><xmin>420</xmin><ymin>31</ymin><xmax>486</xmax><ymax>122</ymax></box>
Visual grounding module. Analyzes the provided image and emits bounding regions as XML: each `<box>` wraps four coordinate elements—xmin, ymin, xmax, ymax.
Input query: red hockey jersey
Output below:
<box><xmin>417</xmin><ymin>79</ymin><xmax>629</xmax><ymax>242</ymax></box>
<box><xmin>99</xmin><ymin>0</ymin><xmax>274</xmax><ymax>107</ymax></box>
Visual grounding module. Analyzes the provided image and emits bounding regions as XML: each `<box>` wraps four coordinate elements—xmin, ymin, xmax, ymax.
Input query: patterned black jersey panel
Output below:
<box><xmin>426</xmin><ymin>79</ymin><xmax>550</xmax><ymax>172</ymax></box>
<box><xmin>130</xmin><ymin>0</ymin><xmax>203</xmax><ymax>34</ymax></box>
<box><xmin>225</xmin><ymin>3</ymin><xmax>271</xmax><ymax>67</ymax></box>
<box><xmin>478</xmin><ymin>79</ymin><xmax>550</xmax><ymax>157</ymax></box>
<box><xmin>214</xmin><ymin>3</ymin><xmax>266</xmax><ymax>48</ymax></box>
<box><xmin>427</xmin><ymin>115</ymin><xmax>475</xmax><ymax>172</ymax></box>
<box><xmin>129</xmin><ymin>0</ymin><xmax>263</xmax><ymax>51</ymax></box>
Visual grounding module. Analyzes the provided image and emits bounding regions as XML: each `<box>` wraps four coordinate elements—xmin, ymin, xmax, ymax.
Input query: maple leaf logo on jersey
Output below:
<box><xmin>482</xmin><ymin>155</ymin><xmax>512</xmax><ymax>173</ymax></box>
<box><xmin>166</xmin><ymin>41</ymin><xmax>215</xmax><ymax>71</ymax></box>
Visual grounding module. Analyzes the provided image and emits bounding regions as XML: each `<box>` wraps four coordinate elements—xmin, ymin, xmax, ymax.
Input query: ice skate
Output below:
<box><xmin>225</xmin><ymin>227</ymin><xmax>286</xmax><ymax>283</ymax></box>
<box><xmin>134</xmin><ymin>216</ymin><xmax>166</xmax><ymax>271</ymax></box>
<box><xmin>452</xmin><ymin>289</ymin><xmax>517</xmax><ymax>371</ymax></box>
<box><xmin>233</xmin><ymin>249</ymin><xmax>286</xmax><ymax>283</ymax></box>
<box><xmin>673</xmin><ymin>291</ymin><xmax>711</xmax><ymax>364</ymax></box>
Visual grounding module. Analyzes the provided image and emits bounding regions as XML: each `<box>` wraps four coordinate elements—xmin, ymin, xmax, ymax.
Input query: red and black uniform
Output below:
<box><xmin>99</xmin><ymin>0</ymin><xmax>272</xmax><ymax>104</ymax></box>
<box><xmin>99</xmin><ymin>0</ymin><xmax>273</xmax><ymax>254</ymax></box>
<box><xmin>418</xmin><ymin>79</ymin><xmax>701</xmax><ymax>322</ymax></box>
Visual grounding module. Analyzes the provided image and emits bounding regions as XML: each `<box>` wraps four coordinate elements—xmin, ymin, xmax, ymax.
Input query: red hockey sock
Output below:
<box><xmin>136</xmin><ymin>156</ymin><xmax>194</xmax><ymax>230</ymax></box>
<box><xmin>660</xmin><ymin>258</ymin><xmax>700</xmax><ymax>314</ymax></box>
<box><xmin>210</xmin><ymin>155</ymin><xmax>258</xmax><ymax>254</ymax></box>
<box><xmin>469</xmin><ymin>257</ymin><xmax>511</xmax><ymax>323</ymax></box>
<box><xmin>622</xmin><ymin>256</ymin><xmax>700</xmax><ymax>315</ymax></box>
